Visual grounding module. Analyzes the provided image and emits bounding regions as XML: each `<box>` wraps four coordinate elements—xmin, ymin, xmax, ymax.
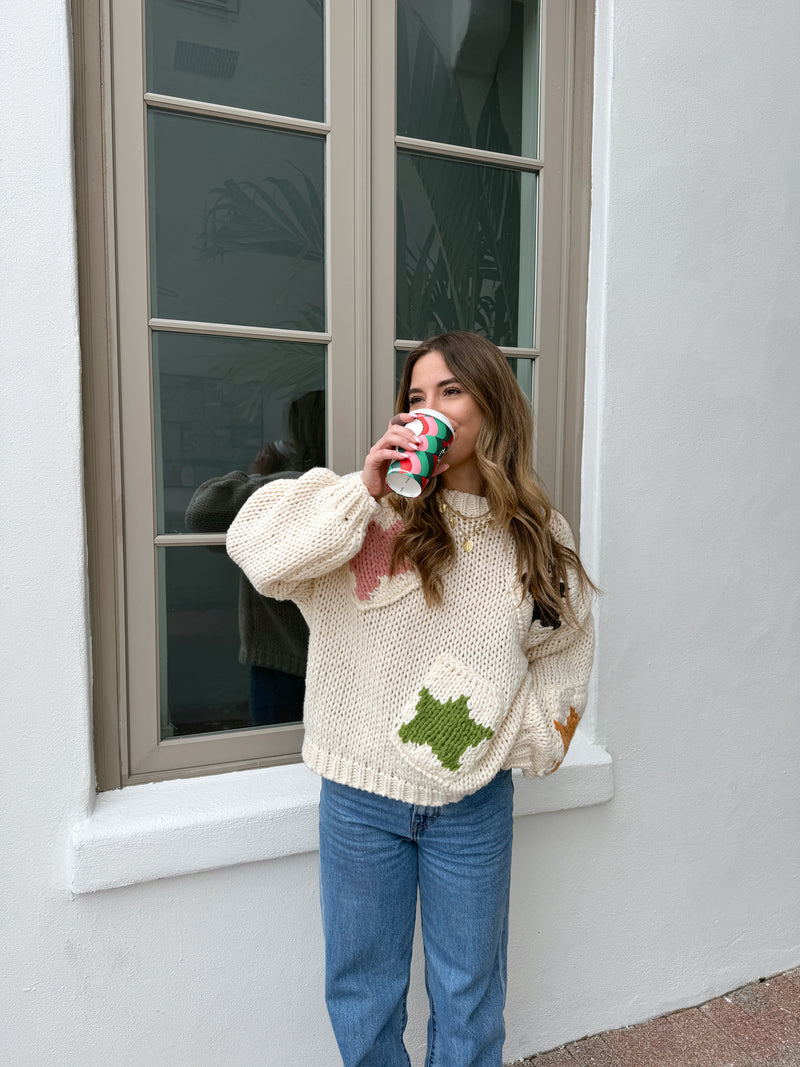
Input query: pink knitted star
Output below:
<box><xmin>350</xmin><ymin>520</ymin><xmax>411</xmax><ymax>601</ymax></box>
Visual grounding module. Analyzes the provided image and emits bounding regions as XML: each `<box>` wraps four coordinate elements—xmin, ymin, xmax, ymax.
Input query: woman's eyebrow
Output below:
<box><xmin>408</xmin><ymin>378</ymin><xmax>459</xmax><ymax>393</ymax></box>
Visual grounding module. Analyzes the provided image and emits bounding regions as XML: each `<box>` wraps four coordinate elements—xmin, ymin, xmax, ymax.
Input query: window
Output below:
<box><xmin>74</xmin><ymin>0</ymin><xmax>594</xmax><ymax>789</ymax></box>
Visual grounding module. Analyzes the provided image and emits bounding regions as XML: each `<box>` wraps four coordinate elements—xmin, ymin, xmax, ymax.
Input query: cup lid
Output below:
<box><xmin>407</xmin><ymin>407</ymin><xmax>454</xmax><ymax>434</ymax></box>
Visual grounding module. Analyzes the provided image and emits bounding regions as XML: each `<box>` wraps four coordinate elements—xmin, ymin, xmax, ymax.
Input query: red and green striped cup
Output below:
<box><xmin>385</xmin><ymin>408</ymin><xmax>455</xmax><ymax>498</ymax></box>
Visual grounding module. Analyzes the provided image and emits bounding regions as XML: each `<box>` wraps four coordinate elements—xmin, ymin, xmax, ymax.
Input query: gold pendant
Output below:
<box><xmin>463</xmin><ymin>539</ymin><xmax>474</xmax><ymax>553</ymax></box>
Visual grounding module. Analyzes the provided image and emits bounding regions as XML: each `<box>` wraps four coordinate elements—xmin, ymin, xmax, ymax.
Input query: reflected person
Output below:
<box><xmin>185</xmin><ymin>390</ymin><xmax>325</xmax><ymax>726</ymax></box>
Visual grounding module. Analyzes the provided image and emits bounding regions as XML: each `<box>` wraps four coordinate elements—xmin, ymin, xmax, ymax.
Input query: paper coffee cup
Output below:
<box><xmin>385</xmin><ymin>408</ymin><xmax>454</xmax><ymax>498</ymax></box>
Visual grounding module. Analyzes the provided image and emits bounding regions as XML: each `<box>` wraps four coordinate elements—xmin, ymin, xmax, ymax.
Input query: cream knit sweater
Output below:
<box><xmin>227</xmin><ymin>467</ymin><xmax>595</xmax><ymax>806</ymax></box>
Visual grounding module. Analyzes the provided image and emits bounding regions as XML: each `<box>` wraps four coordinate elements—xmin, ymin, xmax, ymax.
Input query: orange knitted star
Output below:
<box><xmin>551</xmin><ymin>707</ymin><xmax>580</xmax><ymax>771</ymax></box>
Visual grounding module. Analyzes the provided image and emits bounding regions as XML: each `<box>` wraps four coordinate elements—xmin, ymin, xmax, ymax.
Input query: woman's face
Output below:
<box><xmin>407</xmin><ymin>350</ymin><xmax>483</xmax><ymax>471</ymax></box>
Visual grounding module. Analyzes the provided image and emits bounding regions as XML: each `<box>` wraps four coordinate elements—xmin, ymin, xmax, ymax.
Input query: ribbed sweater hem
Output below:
<box><xmin>302</xmin><ymin>737</ymin><xmax>466</xmax><ymax>807</ymax></box>
<box><xmin>238</xmin><ymin>647</ymin><xmax>306</xmax><ymax>676</ymax></box>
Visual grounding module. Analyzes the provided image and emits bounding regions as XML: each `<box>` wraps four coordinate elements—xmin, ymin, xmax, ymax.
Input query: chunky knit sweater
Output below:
<box><xmin>227</xmin><ymin>467</ymin><xmax>595</xmax><ymax>806</ymax></box>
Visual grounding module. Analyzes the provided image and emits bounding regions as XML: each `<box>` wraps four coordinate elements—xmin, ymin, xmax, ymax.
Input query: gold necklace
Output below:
<box><xmin>439</xmin><ymin>498</ymin><xmax>492</xmax><ymax>553</ymax></box>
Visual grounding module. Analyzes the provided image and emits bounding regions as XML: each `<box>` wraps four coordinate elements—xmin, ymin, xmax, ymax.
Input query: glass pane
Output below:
<box><xmin>145</xmin><ymin>0</ymin><xmax>324</xmax><ymax>122</ymax></box>
<box><xmin>396</xmin><ymin>152</ymin><xmax>536</xmax><ymax>347</ymax></box>
<box><xmin>397</xmin><ymin>0</ymin><xmax>540</xmax><ymax>158</ymax></box>
<box><xmin>148</xmin><ymin>110</ymin><xmax>325</xmax><ymax>330</ymax></box>
<box><xmin>152</xmin><ymin>331</ymin><xmax>326</xmax><ymax>535</ymax></box>
<box><xmin>158</xmin><ymin>546</ymin><xmax>307</xmax><ymax>739</ymax></box>
<box><xmin>507</xmin><ymin>357</ymin><xmax>534</xmax><ymax>406</ymax></box>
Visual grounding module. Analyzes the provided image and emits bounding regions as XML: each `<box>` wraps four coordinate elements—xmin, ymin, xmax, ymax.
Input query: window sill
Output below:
<box><xmin>69</xmin><ymin>734</ymin><xmax>613</xmax><ymax>894</ymax></box>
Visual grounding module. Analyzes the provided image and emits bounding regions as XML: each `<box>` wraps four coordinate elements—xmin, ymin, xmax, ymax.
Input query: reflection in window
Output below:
<box><xmin>396</xmin><ymin>152</ymin><xmax>536</xmax><ymax>347</ymax></box>
<box><xmin>154</xmin><ymin>334</ymin><xmax>326</xmax><ymax>740</ymax></box>
<box><xmin>148</xmin><ymin>110</ymin><xmax>325</xmax><ymax>329</ymax></box>
<box><xmin>152</xmin><ymin>331</ymin><xmax>326</xmax><ymax>534</ymax></box>
<box><xmin>158</xmin><ymin>545</ymin><xmax>310</xmax><ymax>738</ymax></box>
<box><xmin>145</xmin><ymin>0</ymin><xmax>325</xmax><ymax>121</ymax></box>
<box><xmin>397</xmin><ymin>0</ymin><xmax>540</xmax><ymax>158</ymax></box>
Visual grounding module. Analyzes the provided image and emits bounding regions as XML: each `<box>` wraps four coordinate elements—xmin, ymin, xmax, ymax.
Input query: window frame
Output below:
<box><xmin>73</xmin><ymin>0</ymin><xmax>595</xmax><ymax>791</ymax></box>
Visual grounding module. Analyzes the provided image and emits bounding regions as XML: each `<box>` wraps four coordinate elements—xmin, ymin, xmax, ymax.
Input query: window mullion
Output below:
<box><xmin>369</xmin><ymin>0</ymin><xmax>398</xmax><ymax>437</ymax></box>
<box><xmin>535</xmin><ymin>0</ymin><xmax>571</xmax><ymax>505</ymax></box>
<box><xmin>327</xmin><ymin>0</ymin><xmax>370</xmax><ymax>474</ymax></box>
<box><xmin>394</xmin><ymin>136</ymin><xmax>542</xmax><ymax>172</ymax></box>
<box><xmin>111</xmin><ymin>0</ymin><xmax>160</xmax><ymax>780</ymax></box>
<box><xmin>75</xmin><ymin>0</ymin><xmax>127</xmax><ymax>791</ymax></box>
<box><xmin>148</xmin><ymin>319</ymin><xmax>331</xmax><ymax>344</ymax></box>
<box><xmin>143</xmin><ymin>92</ymin><xmax>330</xmax><ymax>136</ymax></box>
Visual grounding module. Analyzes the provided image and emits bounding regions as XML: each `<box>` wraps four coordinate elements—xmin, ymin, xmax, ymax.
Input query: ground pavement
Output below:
<box><xmin>510</xmin><ymin>967</ymin><xmax>800</xmax><ymax>1067</ymax></box>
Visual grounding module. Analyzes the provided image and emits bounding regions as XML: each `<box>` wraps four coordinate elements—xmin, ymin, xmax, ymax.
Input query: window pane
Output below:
<box><xmin>148</xmin><ymin>110</ymin><xmax>325</xmax><ymax>329</ymax></box>
<box><xmin>507</xmin><ymin>356</ymin><xmax>534</xmax><ymax>407</ymax></box>
<box><xmin>397</xmin><ymin>0</ymin><xmax>540</xmax><ymax>158</ymax></box>
<box><xmin>152</xmin><ymin>331</ymin><xmax>326</xmax><ymax>535</ymax></box>
<box><xmin>158</xmin><ymin>546</ymin><xmax>307</xmax><ymax>740</ymax></box>
<box><xmin>145</xmin><ymin>0</ymin><xmax>324</xmax><ymax>122</ymax></box>
<box><xmin>396</xmin><ymin>152</ymin><xmax>536</xmax><ymax>347</ymax></box>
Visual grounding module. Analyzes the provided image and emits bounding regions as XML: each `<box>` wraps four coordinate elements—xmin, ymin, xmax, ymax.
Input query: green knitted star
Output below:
<box><xmin>398</xmin><ymin>687</ymin><xmax>494</xmax><ymax>772</ymax></box>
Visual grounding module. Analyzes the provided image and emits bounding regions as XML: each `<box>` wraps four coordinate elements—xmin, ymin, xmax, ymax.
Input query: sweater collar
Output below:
<box><xmin>440</xmin><ymin>486</ymin><xmax>490</xmax><ymax>518</ymax></box>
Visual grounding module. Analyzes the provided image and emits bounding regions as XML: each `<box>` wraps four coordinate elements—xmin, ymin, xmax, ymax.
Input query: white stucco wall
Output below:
<box><xmin>1</xmin><ymin>2</ymin><xmax>799</xmax><ymax>1065</ymax></box>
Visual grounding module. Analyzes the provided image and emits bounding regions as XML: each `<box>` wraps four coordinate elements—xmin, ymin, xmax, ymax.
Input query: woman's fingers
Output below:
<box><xmin>370</xmin><ymin>448</ymin><xmax>409</xmax><ymax>466</ymax></box>
<box><xmin>389</xmin><ymin>412</ymin><xmax>418</xmax><ymax>427</ymax></box>
<box><xmin>361</xmin><ymin>414</ymin><xmax>430</xmax><ymax>499</ymax></box>
<box><xmin>371</xmin><ymin>427</ymin><xmax>421</xmax><ymax>454</ymax></box>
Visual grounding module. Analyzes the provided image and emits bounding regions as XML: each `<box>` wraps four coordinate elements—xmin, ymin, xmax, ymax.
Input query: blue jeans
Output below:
<box><xmin>249</xmin><ymin>665</ymin><xmax>305</xmax><ymax>726</ymax></box>
<box><xmin>318</xmin><ymin>770</ymin><xmax>514</xmax><ymax>1067</ymax></box>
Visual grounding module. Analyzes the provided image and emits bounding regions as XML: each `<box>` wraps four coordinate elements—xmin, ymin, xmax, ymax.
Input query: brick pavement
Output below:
<box><xmin>510</xmin><ymin>967</ymin><xmax>800</xmax><ymax>1067</ymax></box>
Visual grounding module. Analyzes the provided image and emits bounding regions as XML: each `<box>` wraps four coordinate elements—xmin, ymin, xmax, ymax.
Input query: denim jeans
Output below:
<box><xmin>318</xmin><ymin>770</ymin><xmax>514</xmax><ymax>1067</ymax></box>
<box><xmin>248</xmin><ymin>665</ymin><xmax>305</xmax><ymax>726</ymax></box>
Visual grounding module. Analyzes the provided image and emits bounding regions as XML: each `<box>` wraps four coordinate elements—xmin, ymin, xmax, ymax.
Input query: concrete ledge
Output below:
<box><xmin>69</xmin><ymin>735</ymin><xmax>613</xmax><ymax>894</ymax></box>
<box><xmin>512</xmin><ymin>732</ymin><xmax>614</xmax><ymax>817</ymax></box>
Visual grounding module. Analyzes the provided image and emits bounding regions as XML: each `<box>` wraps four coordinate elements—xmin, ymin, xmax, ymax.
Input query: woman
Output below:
<box><xmin>227</xmin><ymin>332</ymin><xmax>596</xmax><ymax>1066</ymax></box>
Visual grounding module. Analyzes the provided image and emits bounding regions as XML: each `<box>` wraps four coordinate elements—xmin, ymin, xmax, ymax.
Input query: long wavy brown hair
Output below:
<box><xmin>388</xmin><ymin>332</ymin><xmax>596</xmax><ymax>626</ymax></box>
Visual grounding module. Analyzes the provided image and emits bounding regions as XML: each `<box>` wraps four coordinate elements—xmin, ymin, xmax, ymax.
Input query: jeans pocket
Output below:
<box><xmin>390</xmin><ymin>653</ymin><xmax>506</xmax><ymax>786</ymax></box>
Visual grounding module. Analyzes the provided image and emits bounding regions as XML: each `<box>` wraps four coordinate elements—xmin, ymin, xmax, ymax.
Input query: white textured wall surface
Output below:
<box><xmin>1</xmin><ymin>2</ymin><xmax>799</xmax><ymax>1065</ymax></box>
<box><xmin>507</xmin><ymin>0</ymin><xmax>800</xmax><ymax>1057</ymax></box>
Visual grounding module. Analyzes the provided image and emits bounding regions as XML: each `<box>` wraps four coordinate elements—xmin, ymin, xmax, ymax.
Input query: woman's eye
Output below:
<box><xmin>444</xmin><ymin>387</ymin><xmax>461</xmax><ymax>396</ymax></box>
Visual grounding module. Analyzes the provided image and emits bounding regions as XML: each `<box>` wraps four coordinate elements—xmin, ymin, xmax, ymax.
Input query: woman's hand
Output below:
<box><xmin>361</xmin><ymin>414</ymin><xmax>450</xmax><ymax>500</ymax></box>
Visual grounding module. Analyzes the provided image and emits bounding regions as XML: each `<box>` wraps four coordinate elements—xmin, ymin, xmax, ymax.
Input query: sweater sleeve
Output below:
<box><xmin>185</xmin><ymin>470</ymin><xmax>271</xmax><ymax>533</ymax></box>
<box><xmin>226</xmin><ymin>467</ymin><xmax>381</xmax><ymax>608</ymax></box>
<box><xmin>506</xmin><ymin>513</ymin><xmax>596</xmax><ymax>778</ymax></box>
